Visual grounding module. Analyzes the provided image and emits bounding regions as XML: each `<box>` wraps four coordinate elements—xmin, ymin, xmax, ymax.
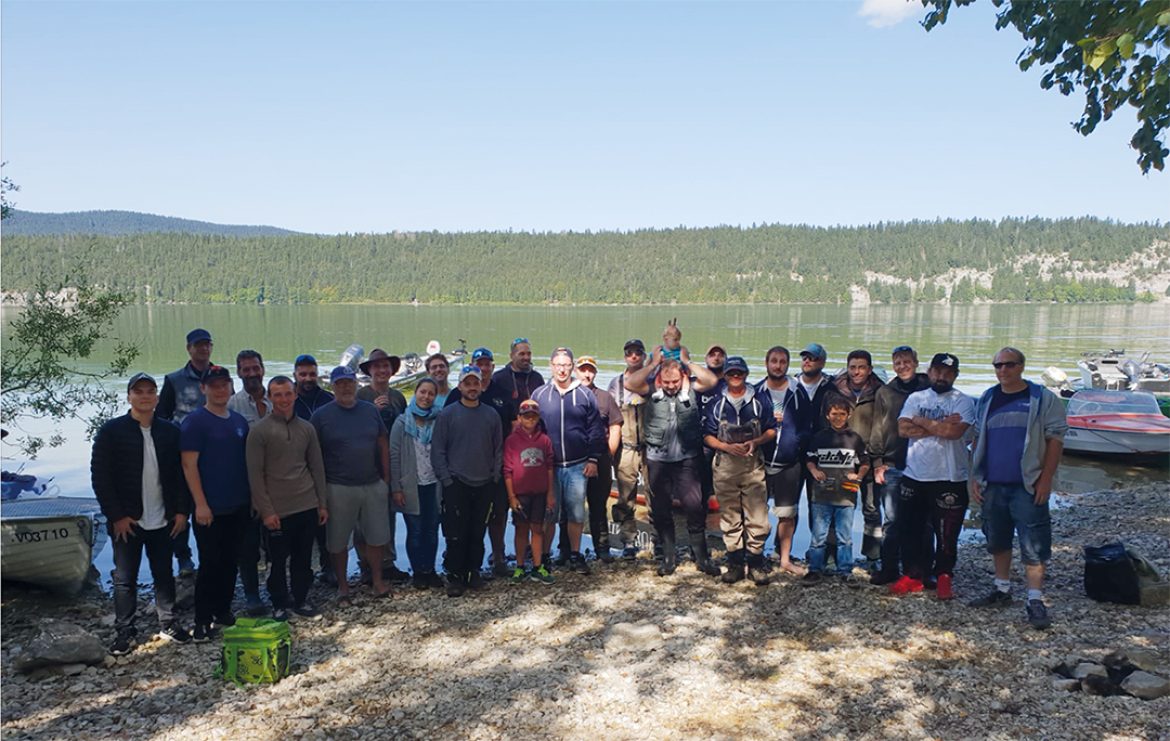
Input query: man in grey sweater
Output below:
<box><xmin>431</xmin><ymin>366</ymin><xmax>504</xmax><ymax>597</ymax></box>
<box><xmin>246</xmin><ymin>376</ymin><xmax>329</xmax><ymax>620</ymax></box>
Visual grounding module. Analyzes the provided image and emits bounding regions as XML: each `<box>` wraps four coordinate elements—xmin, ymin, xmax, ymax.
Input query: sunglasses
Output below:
<box><xmin>992</xmin><ymin>361</ymin><xmax>1021</xmax><ymax>369</ymax></box>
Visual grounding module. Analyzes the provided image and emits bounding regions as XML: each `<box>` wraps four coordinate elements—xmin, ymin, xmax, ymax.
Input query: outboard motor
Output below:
<box><xmin>338</xmin><ymin>344</ymin><xmax>364</xmax><ymax>374</ymax></box>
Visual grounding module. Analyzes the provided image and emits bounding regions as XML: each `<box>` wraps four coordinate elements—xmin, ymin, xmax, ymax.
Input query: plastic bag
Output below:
<box><xmin>1083</xmin><ymin>541</ymin><xmax>1140</xmax><ymax>605</ymax></box>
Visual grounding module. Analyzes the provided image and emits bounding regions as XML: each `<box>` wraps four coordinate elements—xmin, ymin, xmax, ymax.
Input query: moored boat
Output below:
<box><xmin>335</xmin><ymin>339</ymin><xmax>468</xmax><ymax>391</ymax></box>
<box><xmin>1</xmin><ymin>492</ymin><xmax>108</xmax><ymax>593</ymax></box>
<box><xmin>1063</xmin><ymin>390</ymin><xmax>1170</xmax><ymax>458</ymax></box>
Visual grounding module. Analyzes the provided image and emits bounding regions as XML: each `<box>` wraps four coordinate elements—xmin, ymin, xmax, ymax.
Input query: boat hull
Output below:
<box><xmin>1</xmin><ymin>496</ymin><xmax>107</xmax><ymax>593</ymax></box>
<box><xmin>1064</xmin><ymin>426</ymin><xmax>1170</xmax><ymax>456</ymax></box>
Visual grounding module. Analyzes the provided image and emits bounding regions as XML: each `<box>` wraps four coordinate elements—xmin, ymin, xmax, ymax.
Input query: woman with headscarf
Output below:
<box><xmin>389</xmin><ymin>378</ymin><xmax>444</xmax><ymax>588</ymax></box>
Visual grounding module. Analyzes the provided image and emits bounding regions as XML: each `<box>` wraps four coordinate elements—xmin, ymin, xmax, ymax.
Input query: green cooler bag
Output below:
<box><xmin>216</xmin><ymin>618</ymin><xmax>291</xmax><ymax>685</ymax></box>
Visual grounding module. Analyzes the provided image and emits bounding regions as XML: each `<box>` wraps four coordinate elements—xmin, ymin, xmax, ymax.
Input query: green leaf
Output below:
<box><xmin>1117</xmin><ymin>33</ymin><xmax>1135</xmax><ymax>58</ymax></box>
<box><xmin>1158</xmin><ymin>11</ymin><xmax>1170</xmax><ymax>25</ymax></box>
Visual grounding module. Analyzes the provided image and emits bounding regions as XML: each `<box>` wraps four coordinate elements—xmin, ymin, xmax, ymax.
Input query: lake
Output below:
<box><xmin>2</xmin><ymin>303</ymin><xmax>1167</xmax><ymax>584</ymax></box>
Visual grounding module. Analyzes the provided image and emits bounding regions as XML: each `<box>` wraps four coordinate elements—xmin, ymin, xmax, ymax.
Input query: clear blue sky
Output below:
<box><xmin>2</xmin><ymin>0</ymin><xmax>1166</xmax><ymax>234</ymax></box>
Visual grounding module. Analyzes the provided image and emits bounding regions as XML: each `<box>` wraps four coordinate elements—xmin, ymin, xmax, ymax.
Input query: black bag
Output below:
<box><xmin>1083</xmin><ymin>541</ymin><xmax>1140</xmax><ymax>605</ymax></box>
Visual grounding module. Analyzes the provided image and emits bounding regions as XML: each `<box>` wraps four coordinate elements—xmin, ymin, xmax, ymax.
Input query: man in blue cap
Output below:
<box><xmin>446</xmin><ymin>347</ymin><xmax>516</xmax><ymax>577</ymax></box>
<box><xmin>158</xmin><ymin>327</ymin><xmax>214</xmax><ymax>578</ymax></box>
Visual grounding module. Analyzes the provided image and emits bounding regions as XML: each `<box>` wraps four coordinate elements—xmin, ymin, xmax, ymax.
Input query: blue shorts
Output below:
<box><xmin>551</xmin><ymin>463</ymin><xmax>587</xmax><ymax>524</ymax></box>
<box><xmin>981</xmin><ymin>482</ymin><xmax>1051</xmax><ymax>565</ymax></box>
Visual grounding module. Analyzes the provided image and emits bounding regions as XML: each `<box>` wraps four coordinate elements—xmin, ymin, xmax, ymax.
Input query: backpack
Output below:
<box><xmin>216</xmin><ymin>617</ymin><xmax>291</xmax><ymax>685</ymax></box>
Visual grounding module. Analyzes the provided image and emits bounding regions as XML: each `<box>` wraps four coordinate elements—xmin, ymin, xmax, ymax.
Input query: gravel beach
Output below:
<box><xmin>3</xmin><ymin>481</ymin><xmax>1168</xmax><ymax>740</ymax></box>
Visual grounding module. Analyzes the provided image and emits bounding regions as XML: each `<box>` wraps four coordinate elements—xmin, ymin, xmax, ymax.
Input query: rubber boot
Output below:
<box><xmin>691</xmin><ymin>532</ymin><xmax>721</xmax><ymax>577</ymax></box>
<box><xmin>722</xmin><ymin>549</ymin><xmax>746</xmax><ymax>584</ymax></box>
<box><xmin>656</xmin><ymin>528</ymin><xmax>677</xmax><ymax>577</ymax></box>
<box><xmin>746</xmin><ymin>552</ymin><xmax>770</xmax><ymax>586</ymax></box>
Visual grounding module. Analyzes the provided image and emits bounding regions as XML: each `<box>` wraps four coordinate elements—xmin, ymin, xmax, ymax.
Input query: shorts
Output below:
<box><xmin>325</xmin><ymin>480</ymin><xmax>391</xmax><ymax>553</ymax></box>
<box><xmin>765</xmin><ymin>462</ymin><xmax>803</xmax><ymax>519</ymax></box>
<box><xmin>550</xmin><ymin>462</ymin><xmax>587</xmax><ymax>524</ymax></box>
<box><xmin>512</xmin><ymin>494</ymin><xmax>549</xmax><ymax>526</ymax></box>
<box><xmin>981</xmin><ymin>482</ymin><xmax>1052</xmax><ymax>565</ymax></box>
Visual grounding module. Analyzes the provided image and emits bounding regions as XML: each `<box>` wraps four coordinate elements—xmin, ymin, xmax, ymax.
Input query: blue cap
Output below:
<box><xmin>800</xmin><ymin>343</ymin><xmax>827</xmax><ymax>361</ymax></box>
<box><xmin>458</xmin><ymin>365</ymin><xmax>484</xmax><ymax>383</ymax></box>
<box><xmin>471</xmin><ymin>347</ymin><xmax>494</xmax><ymax>362</ymax></box>
<box><xmin>294</xmin><ymin>354</ymin><xmax>318</xmax><ymax>367</ymax></box>
<box><xmin>724</xmin><ymin>356</ymin><xmax>749</xmax><ymax>375</ymax></box>
<box><xmin>330</xmin><ymin>365</ymin><xmax>357</xmax><ymax>383</ymax></box>
<box><xmin>186</xmin><ymin>328</ymin><xmax>212</xmax><ymax>344</ymax></box>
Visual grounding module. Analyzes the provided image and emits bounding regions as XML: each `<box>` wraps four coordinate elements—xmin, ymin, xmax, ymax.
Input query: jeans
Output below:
<box><xmin>551</xmin><ymin>463</ymin><xmax>587</xmax><ymax>524</ymax></box>
<box><xmin>263</xmin><ymin>507</ymin><xmax>318</xmax><ymax>609</ymax></box>
<box><xmin>877</xmin><ymin>466</ymin><xmax>904</xmax><ymax>575</ymax></box>
<box><xmin>859</xmin><ymin>477</ymin><xmax>882</xmax><ymax>561</ymax></box>
<box><xmin>113</xmin><ymin>524</ymin><xmax>177</xmax><ymax>632</ymax></box>
<box><xmin>982</xmin><ymin>482</ymin><xmax>1051</xmax><ymax>565</ymax></box>
<box><xmin>808</xmin><ymin>502</ymin><xmax>853</xmax><ymax>575</ymax></box>
<box><xmin>404</xmin><ymin>483</ymin><xmax>440</xmax><ymax>574</ymax></box>
<box><xmin>561</xmin><ymin>453</ymin><xmax>615</xmax><ymax>556</ymax></box>
<box><xmin>193</xmin><ymin>505</ymin><xmax>250</xmax><ymax>625</ymax></box>
<box><xmin>441</xmin><ymin>478</ymin><xmax>494</xmax><ymax>583</ymax></box>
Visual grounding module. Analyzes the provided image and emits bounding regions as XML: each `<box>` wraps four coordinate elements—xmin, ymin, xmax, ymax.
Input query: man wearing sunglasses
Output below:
<box><xmin>968</xmin><ymin>347</ymin><xmax>1066</xmax><ymax>630</ymax></box>
<box><xmin>493</xmin><ymin>338</ymin><xmax>545</xmax><ymax>416</ymax></box>
<box><xmin>607</xmin><ymin>339</ymin><xmax>654</xmax><ymax>560</ymax></box>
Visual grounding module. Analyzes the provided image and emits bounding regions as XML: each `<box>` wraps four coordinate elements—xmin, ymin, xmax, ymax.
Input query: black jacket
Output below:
<box><xmin>91</xmin><ymin>412</ymin><xmax>189</xmax><ymax>529</ymax></box>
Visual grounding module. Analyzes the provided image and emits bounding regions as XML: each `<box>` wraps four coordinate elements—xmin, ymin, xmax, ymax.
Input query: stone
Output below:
<box><xmin>59</xmin><ymin>663</ymin><xmax>88</xmax><ymax>676</ymax></box>
<box><xmin>1072</xmin><ymin>663</ymin><xmax>1108</xmax><ymax>680</ymax></box>
<box><xmin>1121</xmin><ymin>671</ymin><xmax>1170</xmax><ymax>700</ymax></box>
<box><xmin>13</xmin><ymin>620</ymin><xmax>107</xmax><ymax>672</ymax></box>
<box><xmin>1122</xmin><ymin>649</ymin><xmax>1163</xmax><ymax>673</ymax></box>
<box><xmin>1052</xmin><ymin>678</ymin><xmax>1080</xmax><ymax>692</ymax></box>
<box><xmin>604</xmin><ymin>622</ymin><xmax>663</xmax><ymax>653</ymax></box>
<box><xmin>1081</xmin><ymin>675</ymin><xmax>1119</xmax><ymax>696</ymax></box>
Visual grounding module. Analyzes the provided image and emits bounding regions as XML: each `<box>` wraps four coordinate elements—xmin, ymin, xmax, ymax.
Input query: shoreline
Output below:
<box><xmin>3</xmin><ymin>481</ymin><xmax>1168</xmax><ymax>738</ymax></box>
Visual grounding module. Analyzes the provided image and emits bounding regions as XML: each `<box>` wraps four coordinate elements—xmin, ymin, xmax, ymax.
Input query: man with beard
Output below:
<box><xmin>565</xmin><ymin>355</ymin><xmax>622</xmax><ymax>563</ymax></box>
<box><xmin>704</xmin><ymin>357</ymin><xmax>776</xmax><ymax>585</ymax></box>
<box><xmin>432</xmin><ymin>366</ymin><xmax>504</xmax><ymax>597</ymax></box>
<box><xmin>607</xmin><ymin>339</ymin><xmax>653</xmax><ymax>560</ymax></box>
<box><xmin>226</xmin><ymin>349</ymin><xmax>272</xmax><ymax>615</ymax></box>
<box><xmin>695</xmin><ymin>344</ymin><xmax>728</xmax><ymax>513</ymax></box>
<box><xmin>828</xmin><ymin>350</ymin><xmax>885</xmax><ymax>569</ymax></box>
<box><xmin>531</xmin><ymin>347</ymin><xmax>604</xmax><ymax>574</ymax></box>
<box><xmin>426</xmin><ymin>353</ymin><xmax>452</xmax><ymax>407</ymax></box>
<box><xmin>492</xmin><ymin>338</ymin><xmax>545</xmax><ymax>416</ymax></box>
<box><xmin>794</xmin><ymin>343</ymin><xmax>837</xmax><ymax>565</ymax></box>
<box><xmin>292</xmin><ymin>354</ymin><xmax>335</xmax><ymax>583</ymax></box>
<box><xmin>626</xmin><ymin>355</ymin><xmax>719</xmax><ymax>576</ymax></box>
<box><xmin>893</xmin><ymin>353</ymin><xmax>974</xmax><ymax>601</ymax></box>
<box><xmin>867</xmin><ymin>345</ymin><xmax>931</xmax><ymax>586</ymax></box>
<box><xmin>356</xmin><ymin>348</ymin><xmax>411</xmax><ymax>585</ymax></box>
<box><xmin>446</xmin><ymin>347</ymin><xmax>517</xmax><ymax>577</ymax></box>
<box><xmin>755</xmin><ymin>346</ymin><xmax>806</xmax><ymax>576</ymax></box>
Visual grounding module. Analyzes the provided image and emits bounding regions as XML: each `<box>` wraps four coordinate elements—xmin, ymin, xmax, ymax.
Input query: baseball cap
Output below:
<box><xmin>519</xmin><ymin>399</ymin><xmax>540</xmax><ymax>416</ymax></box>
<box><xmin>126</xmin><ymin>372</ymin><xmax>157</xmax><ymax>392</ymax></box>
<box><xmin>294</xmin><ymin>354</ymin><xmax>318</xmax><ymax>368</ymax></box>
<box><xmin>186</xmin><ymin>328</ymin><xmax>212</xmax><ymax>345</ymax></box>
<box><xmin>576</xmin><ymin>355</ymin><xmax>598</xmax><ymax>370</ymax></box>
<box><xmin>930</xmin><ymin>353</ymin><xmax>960</xmax><ymax>371</ymax></box>
<box><xmin>623</xmin><ymin>339</ymin><xmax>646</xmax><ymax>354</ymax></box>
<box><xmin>458</xmin><ymin>365</ymin><xmax>483</xmax><ymax>383</ymax></box>
<box><xmin>201</xmin><ymin>365</ymin><xmax>232</xmax><ymax>384</ymax></box>
<box><xmin>723</xmin><ymin>356</ymin><xmax>749</xmax><ymax>375</ymax></box>
<box><xmin>472</xmin><ymin>347</ymin><xmax>494</xmax><ymax>362</ymax></box>
<box><xmin>705</xmin><ymin>344</ymin><xmax>726</xmax><ymax>356</ymax></box>
<box><xmin>800</xmin><ymin>343</ymin><xmax>827</xmax><ymax>361</ymax></box>
<box><xmin>330</xmin><ymin>366</ymin><xmax>357</xmax><ymax>383</ymax></box>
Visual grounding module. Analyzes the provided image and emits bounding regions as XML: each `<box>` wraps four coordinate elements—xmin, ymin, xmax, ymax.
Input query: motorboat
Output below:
<box><xmin>1063</xmin><ymin>390</ymin><xmax>1170</xmax><ymax>458</ymax></box>
<box><xmin>1</xmin><ymin>471</ymin><xmax>108</xmax><ymax>593</ymax></box>
<box><xmin>1043</xmin><ymin>361</ymin><xmax>1170</xmax><ymax>418</ymax></box>
<box><xmin>336</xmin><ymin>339</ymin><xmax>468</xmax><ymax>391</ymax></box>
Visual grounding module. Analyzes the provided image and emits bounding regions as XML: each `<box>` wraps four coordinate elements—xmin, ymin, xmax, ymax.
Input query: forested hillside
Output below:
<box><xmin>2</xmin><ymin>218</ymin><xmax>1166</xmax><ymax>304</ymax></box>
<box><xmin>2</xmin><ymin>209</ymin><xmax>298</xmax><ymax>237</ymax></box>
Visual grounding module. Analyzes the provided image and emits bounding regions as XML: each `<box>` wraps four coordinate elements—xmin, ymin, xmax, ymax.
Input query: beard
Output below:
<box><xmin>931</xmin><ymin>380</ymin><xmax>954</xmax><ymax>394</ymax></box>
<box><xmin>767</xmin><ymin>370</ymin><xmax>787</xmax><ymax>382</ymax></box>
<box><xmin>243</xmin><ymin>376</ymin><xmax>264</xmax><ymax>393</ymax></box>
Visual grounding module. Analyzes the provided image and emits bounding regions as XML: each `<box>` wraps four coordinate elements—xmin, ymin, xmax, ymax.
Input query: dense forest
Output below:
<box><xmin>2</xmin><ymin>209</ymin><xmax>298</xmax><ymax>237</ymax></box>
<box><xmin>1</xmin><ymin>217</ymin><xmax>1166</xmax><ymax>305</ymax></box>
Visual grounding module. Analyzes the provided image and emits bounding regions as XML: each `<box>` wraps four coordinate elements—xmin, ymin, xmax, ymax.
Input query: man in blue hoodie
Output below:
<box><xmin>968</xmin><ymin>347</ymin><xmax>1066</xmax><ymax>630</ymax></box>
<box><xmin>531</xmin><ymin>347</ymin><xmax>604</xmax><ymax>574</ymax></box>
<box><xmin>755</xmin><ymin>346</ymin><xmax>806</xmax><ymax>577</ymax></box>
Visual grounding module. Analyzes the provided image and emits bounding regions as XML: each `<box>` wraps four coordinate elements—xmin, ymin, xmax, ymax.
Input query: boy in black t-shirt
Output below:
<box><xmin>803</xmin><ymin>399</ymin><xmax>869</xmax><ymax>585</ymax></box>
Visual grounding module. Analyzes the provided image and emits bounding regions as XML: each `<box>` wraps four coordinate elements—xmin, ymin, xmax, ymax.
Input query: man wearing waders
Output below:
<box><xmin>704</xmin><ymin>357</ymin><xmax>777</xmax><ymax>585</ymax></box>
<box><xmin>607</xmin><ymin>339</ymin><xmax>652</xmax><ymax>559</ymax></box>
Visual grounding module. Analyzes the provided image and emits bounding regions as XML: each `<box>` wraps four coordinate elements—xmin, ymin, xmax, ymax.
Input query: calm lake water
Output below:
<box><xmin>3</xmin><ymin>303</ymin><xmax>1167</xmax><ymax>585</ymax></box>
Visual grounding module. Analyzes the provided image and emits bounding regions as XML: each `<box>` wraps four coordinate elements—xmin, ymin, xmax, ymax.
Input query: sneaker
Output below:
<box><xmin>937</xmin><ymin>573</ymin><xmax>954</xmax><ymax>601</ymax></box>
<box><xmin>413</xmin><ymin>575</ymin><xmax>431</xmax><ymax>590</ymax></box>
<box><xmin>192</xmin><ymin>623</ymin><xmax>220</xmax><ymax>642</ymax></box>
<box><xmin>157</xmin><ymin>623</ymin><xmax>192</xmax><ymax>644</ymax></box>
<box><xmin>530</xmin><ymin>564</ymin><xmax>555</xmax><ymax>585</ymax></box>
<box><xmin>446</xmin><ymin>580</ymin><xmax>465</xmax><ymax>598</ymax></box>
<box><xmin>800</xmin><ymin>571</ymin><xmax>824</xmax><ymax>587</ymax></box>
<box><xmin>177</xmin><ymin>557</ymin><xmax>196</xmax><ymax>578</ymax></box>
<box><xmin>292</xmin><ymin>603</ymin><xmax>323</xmax><ymax>621</ymax></box>
<box><xmin>109</xmin><ymin>629</ymin><xmax>136</xmax><ymax>656</ymax></box>
<box><xmin>721</xmin><ymin>566</ymin><xmax>745</xmax><ymax>584</ymax></box>
<box><xmin>968</xmin><ymin>589</ymin><xmax>1013</xmax><ymax>608</ymax></box>
<box><xmin>493</xmin><ymin>562</ymin><xmax>513</xmax><ymax>579</ymax></box>
<box><xmin>214</xmin><ymin>613</ymin><xmax>237</xmax><ymax>628</ymax></box>
<box><xmin>1026</xmin><ymin>599</ymin><xmax>1051</xmax><ymax>630</ymax></box>
<box><xmin>869</xmin><ymin>570</ymin><xmax>900</xmax><ymax>586</ymax></box>
<box><xmin>510</xmin><ymin>566</ymin><xmax>527</xmax><ymax>584</ymax></box>
<box><xmin>622</xmin><ymin>546</ymin><xmax>638</xmax><ymax>561</ymax></box>
<box><xmin>385</xmin><ymin>566</ymin><xmax>412</xmax><ymax>584</ymax></box>
<box><xmin>271</xmin><ymin>608</ymin><xmax>289</xmax><ymax>622</ymax></box>
<box><xmin>598</xmin><ymin>547</ymin><xmax>616</xmax><ymax>564</ymax></box>
<box><xmin>468</xmin><ymin>572</ymin><xmax>489</xmax><ymax>591</ymax></box>
<box><xmin>244</xmin><ymin>594</ymin><xmax>267</xmax><ymax>617</ymax></box>
<box><xmin>571</xmin><ymin>552</ymin><xmax>591</xmax><ymax>575</ymax></box>
<box><xmin>889</xmin><ymin>575</ymin><xmax>924</xmax><ymax>595</ymax></box>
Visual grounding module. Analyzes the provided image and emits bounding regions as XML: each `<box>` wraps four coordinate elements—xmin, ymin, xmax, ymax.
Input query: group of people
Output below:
<box><xmin>91</xmin><ymin>323</ymin><xmax>1067</xmax><ymax>655</ymax></box>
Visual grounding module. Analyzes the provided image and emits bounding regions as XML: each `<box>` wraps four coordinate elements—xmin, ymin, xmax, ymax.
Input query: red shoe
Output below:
<box><xmin>889</xmin><ymin>575</ymin><xmax>925</xmax><ymax>595</ymax></box>
<box><xmin>937</xmin><ymin>573</ymin><xmax>954</xmax><ymax>601</ymax></box>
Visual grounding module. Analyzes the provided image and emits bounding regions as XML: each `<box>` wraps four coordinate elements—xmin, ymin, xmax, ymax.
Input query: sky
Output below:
<box><xmin>1</xmin><ymin>0</ymin><xmax>1166</xmax><ymax>234</ymax></box>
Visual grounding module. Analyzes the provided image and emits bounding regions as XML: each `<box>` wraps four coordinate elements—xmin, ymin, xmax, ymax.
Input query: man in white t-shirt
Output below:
<box><xmin>891</xmin><ymin>353</ymin><xmax>974</xmax><ymax>601</ymax></box>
